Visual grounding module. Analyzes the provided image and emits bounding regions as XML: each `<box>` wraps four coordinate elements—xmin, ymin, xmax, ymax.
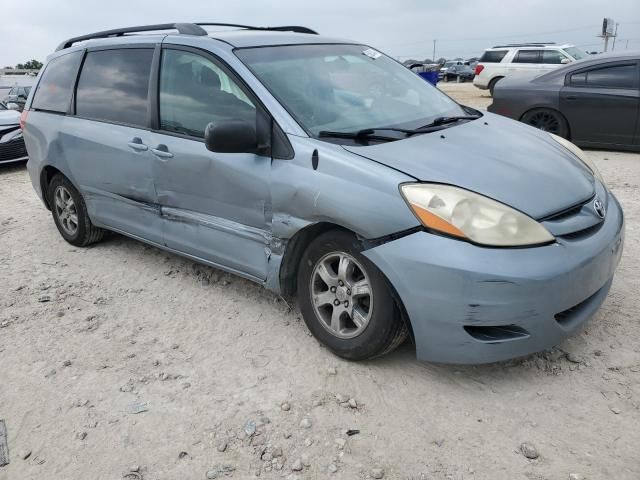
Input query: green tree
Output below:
<box><xmin>15</xmin><ymin>60</ymin><xmax>43</xmax><ymax>70</ymax></box>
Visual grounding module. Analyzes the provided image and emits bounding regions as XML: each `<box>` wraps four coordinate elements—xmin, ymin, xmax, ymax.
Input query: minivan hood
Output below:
<box><xmin>343</xmin><ymin>112</ymin><xmax>595</xmax><ymax>219</ymax></box>
<box><xmin>0</xmin><ymin>110</ymin><xmax>20</xmax><ymax>126</ymax></box>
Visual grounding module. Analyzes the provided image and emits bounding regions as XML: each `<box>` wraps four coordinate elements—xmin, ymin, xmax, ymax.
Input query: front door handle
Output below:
<box><xmin>565</xmin><ymin>95</ymin><xmax>578</xmax><ymax>101</ymax></box>
<box><xmin>128</xmin><ymin>137</ymin><xmax>148</xmax><ymax>151</ymax></box>
<box><xmin>150</xmin><ymin>144</ymin><xmax>174</xmax><ymax>160</ymax></box>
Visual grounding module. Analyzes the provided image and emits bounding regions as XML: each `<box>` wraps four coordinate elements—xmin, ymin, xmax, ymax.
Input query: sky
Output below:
<box><xmin>2</xmin><ymin>0</ymin><xmax>639</xmax><ymax>66</ymax></box>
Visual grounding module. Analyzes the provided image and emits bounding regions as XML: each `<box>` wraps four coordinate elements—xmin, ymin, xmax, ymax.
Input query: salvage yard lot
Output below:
<box><xmin>1</xmin><ymin>83</ymin><xmax>639</xmax><ymax>480</ymax></box>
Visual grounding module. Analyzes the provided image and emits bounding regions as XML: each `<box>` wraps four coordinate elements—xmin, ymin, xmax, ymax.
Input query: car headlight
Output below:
<box><xmin>549</xmin><ymin>133</ymin><xmax>604</xmax><ymax>184</ymax></box>
<box><xmin>400</xmin><ymin>183</ymin><xmax>554</xmax><ymax>247</ymax></box>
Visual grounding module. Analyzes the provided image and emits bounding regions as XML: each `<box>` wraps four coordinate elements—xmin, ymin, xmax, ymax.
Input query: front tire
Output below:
<box><xmin>48</xmin><ymin>174</ymin><xmax>105</xmax><ymax>247</ymax></box>
<box><xmin>297</xmin><ymin>230</ymin><xmax>408</xmax><ymax>360</ymax></box>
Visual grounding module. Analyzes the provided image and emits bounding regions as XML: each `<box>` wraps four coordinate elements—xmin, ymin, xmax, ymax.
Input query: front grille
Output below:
<box><xmin>558</xmin><ymin>222</ymin><xmax>603</xmax><ymax>241</ymax></box>
<box><xmin>542</xmin><ymin>194</ymin><xmax>605</xmax><ymax>240</ymax></box>
<box><xmin>0</xmin><ymin>137</ymin><xmax>27</xmax><ymax>162</ymax></box>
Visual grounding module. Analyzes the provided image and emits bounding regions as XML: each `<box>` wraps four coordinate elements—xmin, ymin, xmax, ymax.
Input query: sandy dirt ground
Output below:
<box><xmin>1</xmin><ymin>83</ymin><xmax>639</xmax><ymax>480</ymax></box>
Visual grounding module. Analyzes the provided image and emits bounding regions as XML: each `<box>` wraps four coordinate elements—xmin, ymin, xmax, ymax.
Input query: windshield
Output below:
<box><xmin>563</xmin><ymin>47</ymin><xmax>588</xmax><ymax>61</ymax></box>
<box><xmin>236</xmin><ymin>44</ymin><xmax>464</xmax><ymax>136</ymax></box>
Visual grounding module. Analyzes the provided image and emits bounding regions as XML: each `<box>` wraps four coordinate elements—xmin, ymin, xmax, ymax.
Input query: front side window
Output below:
<box><xmin>75</xmin><ymin>48</ymin><xmax>153</xmax><ymax>127</ymax></box>
<box><xmin>514</xmin><ymin>50</ymin><xmax>542</xmax><ymax>64</ymax></box>
<box><xmin>563</xmin><ymin>47</ymin><xmax>589</xmax><ymax>61</ymax></box>
<box><xmin>236</xmin><ymin>44</ymin><xmax>464</xmax><ymax>136</ymax></box>
<box><xmin>31</xmin><ymin>51</ymin><xmax>83</xmax><ymax>113</ymax></box>
<box><xmin>542</xmin><ymin>50</ymin><xmax>567</xmax><ymax>64</ymax></box>
<box><xmin>159</xmin><ymin>49</ymin><xmax>256</xmax><ymax>138</ymax></box>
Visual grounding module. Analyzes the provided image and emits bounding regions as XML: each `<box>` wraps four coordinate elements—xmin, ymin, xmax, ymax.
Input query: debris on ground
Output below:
<box><xmin>244</xmin><ymin>420</ymin><xmax>257</xmax><ymax>436</ymax></box>
<box><xmin>299</xmin><ymin>418</ymin><xmax>312</xmax><ymax>429</ymax></box>
<box><xmin>126</xmin><ymin>402</ymin><xmax>149</xmax><ymax>415</ymax></box>
<box><xmin>371</xmin><ymin>467</ymin><xmax>385</xmax><ymax>479</ymax></box>
<box><xmin>520</xmin><ymin>442</ymin><xmax>540</xmax><ymax>460</ymax></box>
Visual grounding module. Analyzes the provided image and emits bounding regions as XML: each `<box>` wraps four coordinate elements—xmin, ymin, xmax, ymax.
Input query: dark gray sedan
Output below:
<box><xmin>489</xmin><ymin>51</ymin><xmax>640</xmax><ymax>151</ymax></box>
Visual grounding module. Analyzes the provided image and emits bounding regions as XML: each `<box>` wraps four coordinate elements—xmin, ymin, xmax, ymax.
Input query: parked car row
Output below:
<box><xmin>440</xmin><ymin>64</ymin><xmax>475</xmax><ymax>82</ymax></box>
<box><xmin>0</xmin><ymin>100</ymin><xmax>28</xmax><ymax>164</ymax></box>
<box><xmin>2</xmin><ymin>85</ymin><xmax>31</xmax><ymax>111</ymax></box>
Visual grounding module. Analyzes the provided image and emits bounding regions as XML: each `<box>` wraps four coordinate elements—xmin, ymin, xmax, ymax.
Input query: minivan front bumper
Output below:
<box><xmin>363</xmin><ymin>191</ymin><xmax>624</xmax><ymax>364</ymax></box>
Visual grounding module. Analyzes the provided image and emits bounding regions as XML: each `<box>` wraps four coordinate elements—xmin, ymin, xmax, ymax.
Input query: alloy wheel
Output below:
<box><xmin>54</xmin><ymin>186</ymin><xmax>79</xmax><ymax>236</ymax></box>
<box><xmin>309</xmin><ymin>252</ymin><xmax>373</xmax><ymax>339</ymax></box>
<box><xmin>527</xmin><ymin>111</ymin><xmax>560</xmax><ymax>134</ymax></box>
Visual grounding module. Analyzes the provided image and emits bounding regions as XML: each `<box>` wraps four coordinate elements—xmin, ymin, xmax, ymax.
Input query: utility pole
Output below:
<box><xmin>432</xmin><ymin>40</ymin><xmax>436</xmax><ymax>64</ymax></box>
<box><xmin>598</xmin><ymin>17</ymin><xmax>616</xmax><ymax>52</ymax></box>
<box><xmin>612</xmin><ymin>23</ymin><xmax>619</xmax><ymax>50</ymax></box>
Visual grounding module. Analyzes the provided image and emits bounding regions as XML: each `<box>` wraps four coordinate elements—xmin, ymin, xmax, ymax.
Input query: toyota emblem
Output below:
<box><xmin>594</xmin><ymin>198</ymin><xmax>606</xmax><ymax>219</ymax></box>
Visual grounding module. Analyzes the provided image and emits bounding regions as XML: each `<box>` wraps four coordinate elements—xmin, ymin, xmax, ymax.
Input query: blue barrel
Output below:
<box><xmin>419</xmin><ymin>71</ymin><xmax>439</xmax><ymax>86</ymax></box>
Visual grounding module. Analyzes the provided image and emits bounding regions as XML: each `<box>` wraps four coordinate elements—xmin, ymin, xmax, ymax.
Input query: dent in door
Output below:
<box><xmin>160</xmin><ymin>205</ymin><xmax>272</xmax><ymax>282</ymax></box>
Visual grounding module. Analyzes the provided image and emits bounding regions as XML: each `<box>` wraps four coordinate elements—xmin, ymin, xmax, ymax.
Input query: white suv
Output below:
<box><xmin>473</xmin><ymin>43</ymin><xmax>589</xmax><ymax>94</ymax></box>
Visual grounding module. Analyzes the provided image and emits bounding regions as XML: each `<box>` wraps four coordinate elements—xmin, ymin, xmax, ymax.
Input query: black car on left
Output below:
<box><xmin>441</xmin><ymin>64</ymin><xmax>475</xmax><ymax>82</ymax></box>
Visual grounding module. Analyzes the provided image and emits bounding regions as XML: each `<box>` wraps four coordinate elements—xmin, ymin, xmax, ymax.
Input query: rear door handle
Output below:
<box><xmin>150</xmin><ymin>144</ymin><xmax>174</xmax><ymax>160</ymax></box>
<box><xmin>565</xmin><ymin>95</ymin><xmax>578</xmax><ymax>100</ymax></box>
<box><xmin>128</xmin><ymin>137</ymin><xmax>148</xmax><ymax>151</ymax></box>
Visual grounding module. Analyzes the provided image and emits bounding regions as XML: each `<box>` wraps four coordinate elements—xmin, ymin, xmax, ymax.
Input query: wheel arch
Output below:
<box><xmin>40</xmin><ymin>165</ymin><xmax>64</xmax><ymax>210</ymax></box>
<box><xmin>277</xmin><ymin>221</ymin><xmax>415</xmax><ymax>343</ymax></box>
<box><xmin>278</xmin><ymin>221</ymin><xmax>352</xmax><ymax>297</ymax></box>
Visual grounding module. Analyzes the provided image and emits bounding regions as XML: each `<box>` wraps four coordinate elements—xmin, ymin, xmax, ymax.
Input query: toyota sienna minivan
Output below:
<box><xmin>22</xmin><ymin>23</ymin><xmax>624</xmax><ymax>364</ymax></box>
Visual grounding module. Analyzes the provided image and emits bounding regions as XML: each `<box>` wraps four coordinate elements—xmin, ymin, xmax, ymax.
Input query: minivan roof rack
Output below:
<box><xmin>56</xmin><ymin>23</ymin><xmax>208</xmax><ymax>51</ymax></box>
<box><xmin>492</xmin><ymin>42</ymin><xmax>556</xmax><ymax>48</ymax></box>
<box><xmin>55</xmin><ymin>22</ymin><xmax>319</xmax><ymax>52</ymax></box>
<box><xmin>196</xmin><ymin>23</ymin><xmax>318</xmax><ymax>35</ymax></box>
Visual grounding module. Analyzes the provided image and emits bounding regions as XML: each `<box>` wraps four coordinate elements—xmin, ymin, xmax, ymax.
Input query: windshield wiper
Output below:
<box><xmin>413</xmin><ymin>115</ymin><xmax>481</xmax><ymax>131</ymax></box>
<box><xmin>318</xmin><ymin>129</ymin><xmax>404</xmax><ymax>141</ymax></box>
<box><xmin>318</xmin><ymin>115</ymin><xmax>482</xmax><ymax>142</ymax></box>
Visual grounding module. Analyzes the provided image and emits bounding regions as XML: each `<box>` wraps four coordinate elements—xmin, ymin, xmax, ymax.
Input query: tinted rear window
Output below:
<box><xmin>570</xmin><ymin>63</ymin><xmax>637</xmax><ymax>89</ymax></box>
<box><xmin>31</xmin><ymin>51</ymin><xmax>83</xmax><ymax>113</ymax></box>
<box><xmin>479</xmin><ymin>50</ymin><xmax>508</xmax><ymax>63</ymax></box>
<box><xmin>76</xmin><ymin>49</ymin><xmax>153</xmax><ymax>127</ymax></box>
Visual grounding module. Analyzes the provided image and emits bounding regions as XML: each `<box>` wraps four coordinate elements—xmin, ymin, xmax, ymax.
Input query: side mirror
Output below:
<box><xmin>6</xmin><ymin>102</ymin><xmax>19</xmax><ymax>110</ymax></box>
<box><xmin>560</xmin><ymin>58</ymin><xmax>571</xmax><ymax>64</ymax></box>
<box><xmin>204</xmin><ymin>119</ymin><xmax>257</xmax><ymax>154</ymax></box>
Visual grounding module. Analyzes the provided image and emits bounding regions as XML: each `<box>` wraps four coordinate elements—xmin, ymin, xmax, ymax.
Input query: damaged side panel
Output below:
<box><xmin>264</xmin><ymin>135</ymin><xmax>421</xmax><ymax>292</ymax></box>
<box><xmin>149</xmin><ymin>130</ymin><xmax>273</xmax><ymax>281</ymax></box>
<box><xmin>269</xmin><ymin>135</ymin><xmax>420</xmax><ymax>241</ymax></box>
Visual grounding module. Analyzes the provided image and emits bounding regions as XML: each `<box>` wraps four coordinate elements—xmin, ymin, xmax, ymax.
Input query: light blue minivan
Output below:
<box><xmin>22</xmin><ymin>23</ymin><xmax>624</xmax><ymax>363</ymax></box>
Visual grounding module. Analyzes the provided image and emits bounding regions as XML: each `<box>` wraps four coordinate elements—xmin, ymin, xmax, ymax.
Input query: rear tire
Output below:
<box><xmin>488</xmin><ymin>76</ymin><xmax>503</xmax><ymax>96</ymax></box>
<box><xmin>297</xmin><ymin>230</ymin><xmax>408</xmax><ymax>360</ymax></box>
<box><xmin>521</xmin><ymin>108</ymin><xmax>569</xmax><ymax>138</ymax></box>
<box><xmin>48</xmin><ymin>174</ymin><xmax>105</xmax><ymax>247</ymax></box>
